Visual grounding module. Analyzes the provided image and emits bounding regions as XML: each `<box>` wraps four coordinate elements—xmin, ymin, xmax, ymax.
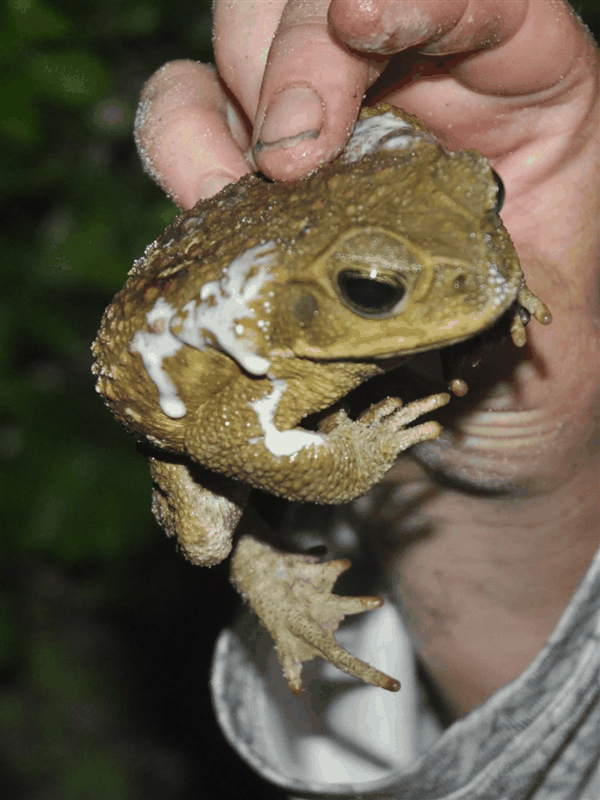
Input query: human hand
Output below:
<box><xmin>135</xmin><ymin>1</ymin><xmax>596</xmax><ymax>195</ymax></box>
<box><xmin>135</xmin><ymin>0</ymin><xmax>598</xmax><ymax>494</ymax></box>
<box><xmin>135</xmin><ymin>1</ymin><xmax>599</xmax><ymax>712</ymax></box>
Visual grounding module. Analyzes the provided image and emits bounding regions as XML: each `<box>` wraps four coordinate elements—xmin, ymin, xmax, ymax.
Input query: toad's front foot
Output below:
<box><xmin>231</xmin><ymin>534</ymin><xmax>400</xmax><ymax>694</ymax></box>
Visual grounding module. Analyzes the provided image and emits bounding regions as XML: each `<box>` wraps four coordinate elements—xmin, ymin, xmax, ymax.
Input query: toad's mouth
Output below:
<box><xmin>304</xmin><ymin>305</ymin><xmax>552</xmax><ymax>495</ymax></box>
<box><xmin>306</xmin><ymin>304</ymin><xmax>521</xmax><ymax>428</ymax></box>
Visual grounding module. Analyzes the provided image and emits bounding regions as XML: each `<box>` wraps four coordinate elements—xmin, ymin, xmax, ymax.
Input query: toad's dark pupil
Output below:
<box><xmin>337</xmin><ymin>270</ymin><xmax>404</xmax><ymax>316</ymax></box>
<box><xmin>492</xmin><ymin>170</ymin><xmax>505</xmax><ymax>213</ymax></box>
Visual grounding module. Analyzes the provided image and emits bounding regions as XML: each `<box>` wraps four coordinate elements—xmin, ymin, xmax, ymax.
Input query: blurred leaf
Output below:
<box><xmin>116</xmin><ymin>2</ymin><xmax>162</xmax><ymax>36</ymax></box>
<box><xmin>27</xmin><ymin>50</ymin><xmax>111</xmax><ymax>105</ymax></box>
<box><xmin>0</xmin><ymin>594</ymin><xmax>19</xmax><ymax>670</ymax></box>
<box><xmin>3</xmin><ymin>0</ymin><xmax>71</xmax><ymax>45</ymax></box>
<box><xmin>63</xmin><ymin>753</ymin><xmax>129</xmax><ymax>799</ymax></box>
<box><xmin>0</xmin><ymin>76</ymin><xmax>43</xmax><ymax>144</ymax></box>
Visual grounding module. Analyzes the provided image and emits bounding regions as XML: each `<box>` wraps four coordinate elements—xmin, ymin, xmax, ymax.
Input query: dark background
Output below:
<box><xmin>1</xmin><ymin>2</ymin><xmax>598</xmax><ymax>797</ymax></box>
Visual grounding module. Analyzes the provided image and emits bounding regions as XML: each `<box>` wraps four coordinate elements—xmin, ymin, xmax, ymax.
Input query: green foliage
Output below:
<box><xmin>1</xmin><ymin>1</ymin><xmax>216</xmax><ymax>796</ymax></box>
<box><xmin>0</xmin><ymin>0</ymin><xmax>211</xmax><ymax>567</ymax></box>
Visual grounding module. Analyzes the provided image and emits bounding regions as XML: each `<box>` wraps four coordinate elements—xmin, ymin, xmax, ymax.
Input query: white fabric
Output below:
<box><xmin>211</xmin><ymin>548</ymin><xmax>600</xmax><ymax>799</ymax></box>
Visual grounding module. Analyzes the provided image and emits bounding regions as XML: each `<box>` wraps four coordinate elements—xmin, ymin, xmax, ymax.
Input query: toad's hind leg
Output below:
<box><xmin>148</xmin><ymin>454</ymin><xmax>250</xmax><ymax>566</ymax></box>
<box><xmin>231</xmin><ymin>526</ymin><xmax>400</xmax><ymax>695</ymax></box>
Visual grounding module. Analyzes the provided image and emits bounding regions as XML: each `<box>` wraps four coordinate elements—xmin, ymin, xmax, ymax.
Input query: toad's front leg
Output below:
<box><xmin>186</xmin><ymin>387</ymin><xmax>450</xmax><ymax>504</ymax></box>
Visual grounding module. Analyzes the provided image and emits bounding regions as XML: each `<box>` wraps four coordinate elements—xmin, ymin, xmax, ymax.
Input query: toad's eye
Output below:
<box><xmin>337</xmin><ymin>269</ymin><xmax>406</xmax><ymax>317</ymax></box>
<box><xmin>492</xmin><ymin>170</ymin><xmax>505</xmax><ymax>213</ymax></box>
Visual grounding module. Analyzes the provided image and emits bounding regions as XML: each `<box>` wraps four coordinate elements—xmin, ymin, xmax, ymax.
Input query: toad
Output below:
<box><xmin>92</xmin><ymin>104</ymin><xmax>551</xmax><ymax>693</ymax></box>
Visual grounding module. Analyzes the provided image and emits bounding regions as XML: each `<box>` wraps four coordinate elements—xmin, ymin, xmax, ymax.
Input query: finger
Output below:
<box><xmin>213</xmin><ymin>0</ymin><xmax>286</xmax><ymax>122</ymax></box>
<box><xmin>135</xmin><ymin>60</ymin><xmax>253</xmax><ymax>209</ymax></box>
<box><xmin>251</xmin><ymin>0</ymin><xmax>378</xmax><ymax>180</ymax></box>
<box><xmin>328</xmin><ymin>0</ymin><xmax>525</xmax><ymax>56</ymax></box>
<box><xmin>331</xmin><ymin>1</ymin><xmax>588</xmax><ymax>150</ymax></box>
<box><xmin>452</xmin><ymin>0</ymin><xmax>586</xmax><ymax>96</ymax></box>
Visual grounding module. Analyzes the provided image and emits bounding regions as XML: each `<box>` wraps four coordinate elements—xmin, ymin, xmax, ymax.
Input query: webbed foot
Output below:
<box><xmin>231</xmin><ymin>534</ymin><xmax>400</xmax><ymax>694</ymax></box>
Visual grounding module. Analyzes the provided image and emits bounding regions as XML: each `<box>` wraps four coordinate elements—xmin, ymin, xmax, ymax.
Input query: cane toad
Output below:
<box><xmin>92</xmin><ymin>104</ymin><xmax>551</xmax><ymax>693</ymax></box>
